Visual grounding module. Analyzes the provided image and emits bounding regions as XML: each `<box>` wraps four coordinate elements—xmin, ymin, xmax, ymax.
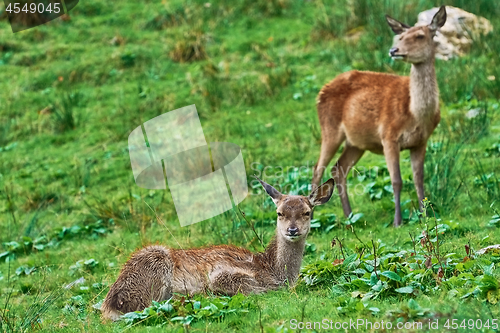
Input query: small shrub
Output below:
<box><xmin>243</xmin><ymin>0</ymin><xmax>289</xmax><ymax>17</ymax></box>
<box><xmin>23</xmin><ymin>190</ymin><xmax>59</xmax><ymax>211</ymax></box>
<box><xmin>311</xmin><ymin>0</ymin><xmax>354</xmax><ymax>40</ymax></box>
<box><xmin>201</xmin><ymin>63</ymin><xmax>224</xmax><ymax>110</ymax></box>
<box><xmin>268</xmin><ymin>66</ymin><xmax>294</xmax><ymax>95</ymax></box>
<box><xmin>169</xmin><ymin>30</ymin><xmax>208</xmax><ymax>63</ymax></box>
<box><xmin>0</xmin><ymin>119</ymin><xmax>12</xmax><ymax>147</ymax></box>
<box><xmin>292</xmin><ymin>75</ymin><xmax>319</xmax><ymax>100</ymax></box>
<box><xmin>69</xmin><ymin>259</ymin><xmax>99</xmax><ymax>276</ymax></box>
<box><xmin>72</xmin><ymin>0</ymin><xmax>109</xmax><ymax>16</ymax></box>
<box><xmin>120</xmin><ymin>51</ymin><xmax>136</xmax><ymax>68</ymax></box>
<box><xmin>485</xmin><ymin>142</ymin><xmax>500</xmax><ymax>157</ymax></box>
<box><xmin>473</xmin><ymin>162</ymin><xmax>500</xmax><ymax>203</ymax></box>
<box><xmin>144</xmin><ymin>5</ymin><xmax>189</xmax><ymax>30</ymax></box>
<box><xmin>0</xmin><ymin>51</ymin><xmax>13</xmax><ymax>65</ymax></box>
<box><xmin>50</xmin><ymin>92</ymin><xmax>84</xmax><ymax>133</ymax></box>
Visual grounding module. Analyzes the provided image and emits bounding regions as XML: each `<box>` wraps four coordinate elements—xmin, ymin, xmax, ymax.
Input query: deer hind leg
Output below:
<box><xmin>382</xmin><ymin>140</ymin><xmax>403</xmax><ymax>227</ymax></box>
<box><xmin>209</xmin><ymin>270</ymin><xmax>265</xmax><ymax>296</ymax></box>
<box><xmin>332</xmin><ymin>143</ymin><xmax>364</xmax><ymax>218</ymax></box>
<box><xmin>410</xmin><ymin>144</ymin><xmax>426</xmax><ymax>210</ymax></box>
<box><xmin>312</xmin><ymin>133</ymin><xmax>345</xmax><ymax>189</ymax></box>
<box><xmin>101</xmin><ymin>247</ymin><xmax>173</xmax><ymax>321</ymax></box>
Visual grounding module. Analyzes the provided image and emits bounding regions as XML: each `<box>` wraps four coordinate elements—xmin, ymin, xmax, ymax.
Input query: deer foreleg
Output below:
<box><xmin>410</xmin><ymin>145</ymin><xmax>426</xmax><ymax>210</ymax></box>
<box><xmin>383</xmin><ymin>141</ymin><xmax>403</xmax><ymax>227</ymax></box>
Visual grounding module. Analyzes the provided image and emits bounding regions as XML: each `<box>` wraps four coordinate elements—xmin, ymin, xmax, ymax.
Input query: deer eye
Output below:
<box><xmin>277</xmin><ymin>212</ymin><xmax>283</xmax><ymax>217</ymax></box>
<box><xmin>304</xmin><ymin>211</ymin><xmax>310</xmax><ymax>216</ymax></box>
<box><xmin>416</xmin><ymin>35</ymin><xmax>425</xmax><ymax>40</ymax></box>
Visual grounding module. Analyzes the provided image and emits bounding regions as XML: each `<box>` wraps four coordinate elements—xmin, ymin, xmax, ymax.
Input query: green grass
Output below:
<box><xmin>0</xmin><ymin>0</ymin><xmax>499</xmax><ymax>332</ymax></box>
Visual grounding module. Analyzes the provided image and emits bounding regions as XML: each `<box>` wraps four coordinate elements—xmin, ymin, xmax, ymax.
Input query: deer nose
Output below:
<box><xmin>287</xmin><ymin>227</ymin><xmax>299</xmax><ymax>236</ymax></box>
<box><xmin>389</xmin><ymin>47</ymin><xmax>399</xmax><ymax>56</ymax></box>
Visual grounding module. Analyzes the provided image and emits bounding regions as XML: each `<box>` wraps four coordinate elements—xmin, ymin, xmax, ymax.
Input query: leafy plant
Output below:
<box><xmin>0</xmin><ymin>219</ymin><xmax>113</xmax><ymax>262</ymax></box>
<box><xmin>292</xmin><ymin>75</ymin><xmax>319</xmax><ymax>101</ymax></box>
<box><xmin>69</xmin><ymin>259</ymin><xmax>99</xmax><ymax>276</ymax></box>
<box><xmin>120</xmin><ymin>294</ymin><xmax>252</xmax><ymax>327</ymax></box>
<box><xmin>62</xmin><ymin>295</ymin><xmax>87</xmax><ymax>320</ymax></box>
<box><xmin>485</xmin><ymin>142</ymin><xmax>500</xmax><ymax>157</ymax></box>
<box><xmin>15</xmin><ymin>265</ymin><xmax>36</xmax><ymax>277</ymax></box>
<box><xmin>120</xmin><ymin>51</ymin><xmax>136</xmax><ymax>68</ymax></box>
<box><xmin>302</xmin><ymin>203</ymin><xmax>500</xmax><ymax>306</ymax></box>
<box><xmin>489</xmin><ymin>214</ymin><xmax>500</xmax><ymax>227</ymax></box>
<box><xmin>386</xmin><ymin>299</ymin><xmax>434</xmax><ymax>322</ymax></box>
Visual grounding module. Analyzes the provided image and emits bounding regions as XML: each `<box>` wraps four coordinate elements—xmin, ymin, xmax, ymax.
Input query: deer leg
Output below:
<box><xmin>410</xmin><ymin>144</ymin><xmax>426</xmax><ymax>210</ymax></box>
<box><xmin>382</xmin><ymin>141</ymin><xmax>403</xmax><ymax>227</ymax></box>
<box><xmin>312</xmin><ymin>136</ymin><xmax>343</xmax><ymax>190</ymax></box>
<box><xmin>332</xmin><ymin>144</ymin><xmax>364</xmax><ymax>218</ymax></box>
<box><xmin>209</xmin><ymin>270</ymin><xmax>264</xmax><ymax>296</ymax></box>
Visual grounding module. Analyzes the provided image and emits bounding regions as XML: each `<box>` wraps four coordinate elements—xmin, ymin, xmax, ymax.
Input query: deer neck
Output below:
<box><xmin>409</xmin><ymin>59</ymin><xmax>439</xmax><ymax>120</ymax></box>
<box><xmin>265</xmin><ymin>234</ymin><xmax>306</xmax><ymax>285</ymax></box>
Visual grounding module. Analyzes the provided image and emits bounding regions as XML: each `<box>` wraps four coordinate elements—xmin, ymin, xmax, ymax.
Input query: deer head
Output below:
<box><xmin>256</xmin><ymin>177</ymin><xmax>335</xmax><ymax>242</ymax></box>
<box><xmin>386</xmin><ymin>6</ymin><xmax>447</xmax><ymax>64</ymax></box>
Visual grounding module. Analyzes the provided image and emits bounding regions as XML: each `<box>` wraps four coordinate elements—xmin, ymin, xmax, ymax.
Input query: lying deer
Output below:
<box><xmin>101</xmin><ymin>177</ymin><xmax>334</xmax><ymax>321</ymax></box>
<box><xmin>312</xmin><ymin>6</ymin><xmax>447</xmax><ymax>227</ymax></box>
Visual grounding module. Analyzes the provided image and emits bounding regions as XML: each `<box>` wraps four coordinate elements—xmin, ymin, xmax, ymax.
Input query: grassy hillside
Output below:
<box><xmin>0</xmin><ymin>0</ymin><xmax>499</xmax><ymax>332</ymax></box>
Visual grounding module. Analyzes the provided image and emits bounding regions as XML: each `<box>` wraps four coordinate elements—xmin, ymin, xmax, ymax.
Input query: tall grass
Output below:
<box><xmin>50</xmin><ymin>92</ymin><xmax>84</xmax><ymax>133</ymax></box>
<box><xmin>1</xmin><ymin>264</ymin><xmax>62</xmax><ymax>333</ymax></box>
<box><xmin>200</xmin><ymin>64</ymin><xmax>293</xmax><ymax>110</ymax></box>
<box><xmin>424</xmin><ymin>136</ymin><xmax>465</xmax><ymax>214</ymax></box>
<box><xmin>144</xmin><ymin>4</ymin><xmax>190</xmax><ymax>30</ymax></box>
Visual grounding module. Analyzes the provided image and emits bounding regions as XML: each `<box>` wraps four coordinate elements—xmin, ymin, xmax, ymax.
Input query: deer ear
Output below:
<box><xmin>309</xmin><ymin>178</ymin><xmax>335</xmax><ymax>206</ymax></box>
<box><xmin>254</xmin><ymin>176</ymin><xmax>282</xmax><ymax>205</ymax></box>
<box><xmin>429</xmin><ymin>6</ymin><xmax>447</xmax><ymax>33</ymax></box>
<box><xmin>385</xmin><ymin>15</ymin><xmax>410</xmax><ymax>34</ymax></box>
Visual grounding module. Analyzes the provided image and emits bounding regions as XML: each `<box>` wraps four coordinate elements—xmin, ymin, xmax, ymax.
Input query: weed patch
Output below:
<box><xmin>169</xmin><ymin>30</ymin><xmax>208</xmax><ymax>63</ymax></box>
<box><xmin>117</xmin><ymin>293</ymin><xmax>252</xmax><ymax>327</ymax></box>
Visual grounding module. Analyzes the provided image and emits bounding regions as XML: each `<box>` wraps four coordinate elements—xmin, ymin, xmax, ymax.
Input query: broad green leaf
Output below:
<box><xmin>355</xmin><ymin>301</ymin><xmax>365</xmax><ymax>311</ymax></box>
<box><xmin>343</xmin><ymin>253</ymin><xmax>358</xmax><ymax>268</ymax></box>
<box><xmin>351</xmin><ymin>213</ymin><xmax>364</xmax><ymax>223</ymax></box>
<box><xmin>381</xmin><ymin>271</ymin><xmax>401</xmax><ymax>282</ymax></box>
<box><xmin>408</xmin><ymin>299</ymin><xmax>419</xmax><ymax>310</ymax></box>
<box><xmin>310</xmin><ymin>221</ymin><xmax>321</xmax><ymax>228</ymax></box>
<box><xmin>372</xmin><ymin>280</ymin><xmax>384</xmax><ymax>292</ymax></box>
<box><xmin>395</xmin><ymin>286</ymin><xmax>414</xmax><ymax>294</ymax></box>
<box><xmin>159</xmin><ymin>302</ymin><xmax>174</xmax><ymax>312</ymax></box>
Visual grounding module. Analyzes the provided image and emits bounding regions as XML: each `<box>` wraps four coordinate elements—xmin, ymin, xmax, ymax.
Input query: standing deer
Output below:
<box><xmin>312</xmin><ymin>6</ymin><xmax>447</xmax><ymax>227</ymax></box>
<box><xmin>101</xmin><ymin>177</ymin><xmax>334</xmax><ymax>321</ymax></box>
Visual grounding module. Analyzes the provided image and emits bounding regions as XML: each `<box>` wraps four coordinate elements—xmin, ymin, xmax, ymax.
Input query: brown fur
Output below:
<box><xmin>312</xmin><ymin>7</ymin><xmax>447</xmax><ymax>227</ymax></box>
<box><xmin>101</xmin><ymin>178</ymin><xmax>334</xmax><ymax>321</ymax></box>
